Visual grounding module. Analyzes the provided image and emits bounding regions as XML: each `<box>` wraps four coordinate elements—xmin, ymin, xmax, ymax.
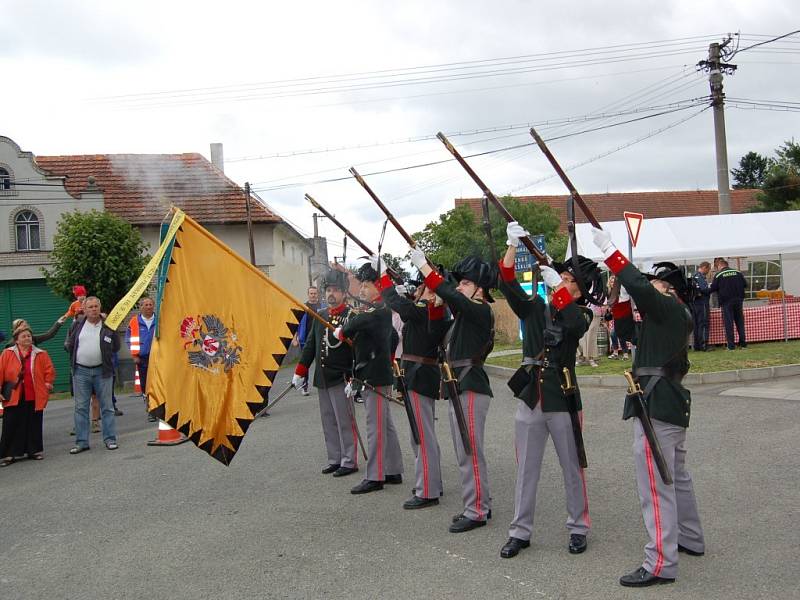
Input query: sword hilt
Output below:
<box><xmin>623</xmin><ymin>370</ymin><xmax>642</xmax><ymax>395</ymax></box>
<box><xmin>441</xmin><ymin>361</ymin><xmax>456</xmax><ymax>382</ymax></box>
<box><xmin>392</xmin><ymin>360</ymin><xmax>403</xmax><ymax>378</ymax></box>
<box><xmin>561</xmin><ymin>367</ymin><xmax>575</xmax><ymax>392</ymax></box>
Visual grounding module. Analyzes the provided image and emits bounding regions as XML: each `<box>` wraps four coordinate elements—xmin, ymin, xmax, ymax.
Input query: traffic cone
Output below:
<box><xmin>134</xmin><ymin>368</ymin><xmax>142</xmax><ymax>394</ymax></box>
<box><xmin>147</xmin><ymin>420</ymin><xmax>189</xmax><ymax>446</ymax></box>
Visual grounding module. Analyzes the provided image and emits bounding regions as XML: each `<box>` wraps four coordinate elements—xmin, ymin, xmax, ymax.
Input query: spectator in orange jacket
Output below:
<box><xmin>0</xmin><ymin>324</ymin><xmax>56</xmax><ymax>466</ymax></box>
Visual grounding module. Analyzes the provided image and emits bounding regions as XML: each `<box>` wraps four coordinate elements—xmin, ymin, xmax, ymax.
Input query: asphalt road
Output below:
<box><xmin>1</xmin><ymin>371</ymin><xmax>797</xmax><ymax>600</ymax></box>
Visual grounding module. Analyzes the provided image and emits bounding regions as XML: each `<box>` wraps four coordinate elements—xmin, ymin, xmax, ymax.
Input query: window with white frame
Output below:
<box><xmin>0</xmin><ymin>167</ymin><xmax>12</xmax><ymax>194</ymax></box>
<box><xmin>15</xmin><ymin>210</ymin><xmax>41</xmax><ymax>251</ymax></box>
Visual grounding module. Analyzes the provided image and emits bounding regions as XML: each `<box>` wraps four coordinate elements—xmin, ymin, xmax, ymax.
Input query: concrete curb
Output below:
<box><xmin>484</xmin><ymin>363</ymin><xmax>800</xmax><ymax>387</ymax></box>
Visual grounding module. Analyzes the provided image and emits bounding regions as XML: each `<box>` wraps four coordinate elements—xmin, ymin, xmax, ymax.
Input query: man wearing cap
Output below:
<box><xmin>409</xmin><ymin>247</ymin><xmax>495</xmax><ymax>533</ymax></box>
<box><xmin>498</xmin><ymin>222</ymin><xmax>598</xmax><ymax>559</ymax></box>
<box><xmin>379</xmin><ymin>270</ymin><xmax>451</xmax><ymax>510</ymax></box>
<box><xmin>293</xmin><ymin>270</ymin><xmax>359</xmax><ymax>478</ymax></box>
<box><xmin>590</xmin><ymin>228</ymin><xmax>705</xmax><ymax>588</ymax></box>
<box><xmin>335</xmin><ymin>258</ymin><xmax>404</xmax><ymax>494</ymax></box>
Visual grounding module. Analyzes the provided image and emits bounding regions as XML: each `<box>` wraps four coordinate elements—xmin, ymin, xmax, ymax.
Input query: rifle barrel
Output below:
<box><xmin>528</xmin><ymin>128</ymin><xmax>602</xmax><ymax>229</ymax></box>
<box><xmin>436</xmin><ymin>132</ymin><xmax>548</xmax><ymax>265</ymax></box>
<box><xmin>305</xmin><ymin>193</ymin><xmax>375</xmax><ymax>255</ymax></box>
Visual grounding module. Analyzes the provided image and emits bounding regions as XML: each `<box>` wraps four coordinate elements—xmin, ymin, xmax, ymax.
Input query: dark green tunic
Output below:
<box><xmin>297</xmin><ymin>306</ymin><xmax>354</xmax><ymax>389</ymax></box>
<box><xmin>425</xmin><ymin>273</ymin><xmax>493</xmax><ymax>397</ymax></box>
<box><xmin>341</xmin><ymin>302</ymin><xmax>394</xmax><ymax>387</ymax></box>
<box><xmin>499</xmin><ymin>275</ymin><xmax>590</xmax><ymax>411</ymax></box>
<box><xmin>615</xmin><ymin>262</ymin><xmax>693</xmax><ymax>428</ymax></box>
<box><xmin>382</xmin><ymin>285</ymin><xmax>450</xmax><ymax>399</ymax></box>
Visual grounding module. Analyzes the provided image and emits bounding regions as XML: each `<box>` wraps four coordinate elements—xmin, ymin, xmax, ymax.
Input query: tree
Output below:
<box><xmin>380</xmin><ymin>253</ymin><xmax>410</xmax><ymax>280</ymax></box>
<box><xmin>731</xmin><ymin>151</ymin><xmax>769</xmax><ymax>189</ymax></box>
<box><xmin>412</xmin><ymin>196</ymin><xmax>567</xmax><ymax>268</ymax></box>
<box><xmin>43</xmin><ymin>210</ymin><xmax>150</xmax><ymax>309</ymax></box>
<box><xmin>749</xmin><ymin>140</ymin><xmax>800</xmax><ymax>212</ymax></box>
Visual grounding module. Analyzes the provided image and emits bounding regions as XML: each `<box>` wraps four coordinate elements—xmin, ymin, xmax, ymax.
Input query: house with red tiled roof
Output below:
<box><xmin>0</xmin><ymin>136</ymin><xmax>313</xmax><ymax>389</ymax></box>
<box><xmin>455</xmin><ymin>189</ymin><xmax>760</xmax><ymax>228</ymax></box>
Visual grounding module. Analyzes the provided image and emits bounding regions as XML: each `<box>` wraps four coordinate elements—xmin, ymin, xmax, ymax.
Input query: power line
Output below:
<box><xmin>731</xmin><ymin>30</ymin><xmax>800</xmax><ymax>58</ymax></box>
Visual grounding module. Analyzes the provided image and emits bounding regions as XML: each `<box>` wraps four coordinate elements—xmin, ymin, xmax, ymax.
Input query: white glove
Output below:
<box><xmin>539</xmin><ymin>265</ymin><xmax>563</xmax><ymax>288</ymax></box>
<box><xmin>333</xmin><ymin>326</ymin><xmax>344</xmax><ymax>341</ymax></box>
<box><xmin>368</xmin><ymin>254</ymin><xmax>379</xmax><ymax>270</ymax></box>
<box><xmin>590</xmin><ymin>227</ymin><xmax>616</xmax><ymax>258</ymax></box>
<box><xmin>618</xmin><ymin>285</ymin><xmax>630</xmax><ymax>303</ymax></box>
<box><xmin>506</xmin><ymin>221</ymin><xmax>530</xmax><ymax>246</ymax></box>
<box><xmin>409</xmin><ymin>246</ymin><xmax>427</xmax><ymax>269</ymax></box>
<box><xmin>291</xmin><ymin>374</ymin><xmax>305</xmax><ymax>388</ymax></box>
<box><xmin>344</xmin><ymin>380</ymin><xmax>355</xmax><ymax>398</ymax></box>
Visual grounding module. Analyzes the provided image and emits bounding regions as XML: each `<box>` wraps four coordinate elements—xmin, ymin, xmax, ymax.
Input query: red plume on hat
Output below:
<box><xmin>72</xmin><ymin>285</ymin><xmax>87</xmax><ymax>297</ymax></box>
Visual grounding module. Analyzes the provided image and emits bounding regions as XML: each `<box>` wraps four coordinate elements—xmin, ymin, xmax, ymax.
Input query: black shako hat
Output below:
<box><xmin>645</xmin><ymin>261</ymin><xmax>688</xmax><ymax>298</ymax></box>
<box><xmin>354</xmin><ymin>262</ymin><xmax>380</xmax><ymax>283</ymax></box>
<box><xmin>551</xmin><ymin>255</ymin><xmax>603</xmax><ymax>306</ymax></box>
<box><xmin>322</xmin><ymin>269</ymin><xmax>349</xmax><ymax>291</ymax></box>
<box><xmin>450</xmin><ymin>255</ymin><xmax>497</xmax><ymax>303</ymax></box>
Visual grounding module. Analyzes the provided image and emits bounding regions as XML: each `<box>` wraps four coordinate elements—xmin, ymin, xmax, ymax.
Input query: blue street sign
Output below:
<box><xmin>514</xmin><ymin>235</ymin><xmax>546</xmax><ymax>272</ymax></box>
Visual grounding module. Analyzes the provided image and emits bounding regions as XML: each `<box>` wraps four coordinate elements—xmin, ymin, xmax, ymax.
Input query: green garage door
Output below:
<box><xmin>0</xmin><ymin>279</ymin><xmax>71</xmax><ymax>392</ymax></box>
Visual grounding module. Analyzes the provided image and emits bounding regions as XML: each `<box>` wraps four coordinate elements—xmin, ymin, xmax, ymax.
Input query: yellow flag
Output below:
<box><xmin>147</xmin><ymin>214</ymin><xmax>306</xmax><ymax>465</ymax></box>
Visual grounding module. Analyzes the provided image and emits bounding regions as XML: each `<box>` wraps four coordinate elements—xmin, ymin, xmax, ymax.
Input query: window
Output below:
<box><xmin>743</xmin><ymin>260</ymin><xmax>782</xmax><ymax>299</ymax></box>
<box><xmin>15</xmin><ymin>210</ymin><xmax>41</xmax><ymax>251</ymax></box>
<box><xmin>0</xmin><ymin>167</ymin><xmax>12</xmax><ymax>193</ymax></box>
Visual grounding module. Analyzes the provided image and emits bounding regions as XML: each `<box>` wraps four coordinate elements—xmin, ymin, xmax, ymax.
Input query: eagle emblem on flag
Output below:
<box><xmin>181</xmin><ymin>314</ymin><xmax>242</xmax><ymax>373</ymax></box>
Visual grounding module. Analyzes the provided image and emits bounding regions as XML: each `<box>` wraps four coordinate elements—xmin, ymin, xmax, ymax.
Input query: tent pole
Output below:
<box><xmin>779</xmin><ymin>253</ymin><xmax>788</xmax><ymax>342</ymax></box>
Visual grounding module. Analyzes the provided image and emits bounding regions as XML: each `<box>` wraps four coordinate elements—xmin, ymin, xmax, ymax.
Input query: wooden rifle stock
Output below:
<box><xmin>436</xmin><ymin>131</ymin><xmax>549</xmax><ymax>266</ymax></box>
<box><xmin>304</xmin><ymin>193</ymin><xmax>402</xmax><ymax>283</ymax></box>
<box><xmin>528</xmin><ymin>128</ymin><xmax>602</xmax><ymax>229</ymax></box>
<box><xmin>348</xmin><ymin>167</ymin><xmax>439</xmax><ymax>273</ymax></box>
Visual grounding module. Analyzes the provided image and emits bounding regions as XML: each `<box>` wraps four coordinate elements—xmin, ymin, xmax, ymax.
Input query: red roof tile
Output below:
<box><xmin>35</xmin><ymin>153</ymin><xmax>282</xmax><ymax>225</ymax></box>
<box><xmin>455</xmin><ymin>189</ymin><xmax>759</xmax><ymax>231</ymax></box>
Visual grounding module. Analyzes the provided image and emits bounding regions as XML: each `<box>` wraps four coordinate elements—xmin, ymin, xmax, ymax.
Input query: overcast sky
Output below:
<box><xmin>2</xmin><ymin>1</ymin><xmax>798</xmax><ymax>258</ymax></box>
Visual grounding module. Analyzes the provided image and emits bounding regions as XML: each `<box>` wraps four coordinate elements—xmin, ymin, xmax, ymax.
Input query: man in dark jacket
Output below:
<box><xmin>591</xmin><ymin>229</ymin><xmax>705</xmax><ymax>588</ymax></box>
<box><xmin>410</xmin><ymin>247</ymin><xmax>495</xmax><ymax>534</ymax></box>
<box><xmin>293</xmin><ymin>270</ymin><xmax>358</xmax><ymax>478</ymax></box>
<box><xmin>380</xmin><ymin>270</ymin><xmax>451</xmax><ymax>510</ymax></box>
<box><xmin>336</xmin><ymin>258</ymin><xmax>404</xmax><ymax>495</ymax></box>
<box><xmin>707</xmin><ymin>259</ymin><xmax>747</xmax><ymax>350</ymax></box>
<box><xmin>498</xmin><ymin>222</ymin><xmax>596</xmax><ymax>559</ymax></box>
<box><xmin>690</xmin><ymin>262</ymin><xmax>712</xmax><ymax>351</ymax></box>
<box><xmin>64</xmin><ymin>296</ymin><xmax>121</xmax><ymax>453</ymax></box>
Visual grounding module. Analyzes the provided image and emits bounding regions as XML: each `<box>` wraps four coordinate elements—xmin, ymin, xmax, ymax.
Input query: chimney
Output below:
<box><xmin>210</xmin><ymin>143</ymin><xmax>224</xmax><ymax>173</ymax></box>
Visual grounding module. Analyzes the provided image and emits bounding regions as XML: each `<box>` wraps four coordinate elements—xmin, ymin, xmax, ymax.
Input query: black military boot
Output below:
<box><xmin>568</xmin><ymin>534</ymin><xmax>587</xmax><ymax>554</ymax></box>
<box><xmin>619</xmin><ymin>567</ymin><xmax>675</xmax><ymax>587</ymax></box>
<box><xmin>500</xmin><ymin>537</ymin><xmax>530</xmax><ymax>558</ymax></box>
<box><xmin>321</xmin><ymin>463</ymin><xmax>339</xmax><ymax>474</ymax></box>
<box><xmin>403</xmin><ymin>496</ymin><xmax>439</xmax><ymax>510</ymax></box>
<box><xmin>350</xmin><ymin>479</ymin><xmax>384</xmax><ymax>494</ymax></box>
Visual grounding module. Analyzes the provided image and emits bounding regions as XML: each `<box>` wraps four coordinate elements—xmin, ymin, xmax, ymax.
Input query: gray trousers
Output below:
<box><xmin>508</xmin><ymin>402</ymin><xmax>590</xmax><ymax>541</ymax></box>
<box><xmin>634</xmin><ymin>418</ymin><xmax>705</xmax><ymax>579</ymax></box>
<box><xmin>364</xmin><ymin>386</ymin><xmax>403</xmax><ymax>481</ymax></box>
<box><xmin>409</xmin><ymin>391</ymin><xmax>443</xmax><ymax>499</ymax></box>
<box><xmin>449</xmin><ymin>391</ymin><xmax>491</xmax><ymax>521</ymax></box>
<box><xmin>317</xmin><ymin>383</ymin><xmax>358</xmax><ymax>469</ymax></box>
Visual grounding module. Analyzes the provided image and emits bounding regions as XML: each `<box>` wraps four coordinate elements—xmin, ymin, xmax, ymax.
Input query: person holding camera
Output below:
<box><xmin>496</xmin><ymin>222</ymin><xmax>602</xmax><ymax>559</ymax></box>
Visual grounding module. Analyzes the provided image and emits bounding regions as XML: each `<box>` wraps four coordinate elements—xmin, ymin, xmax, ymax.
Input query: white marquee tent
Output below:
<box><xmin>571</xmin><ymin>210</ymin><xmax>800</xmax><ymax>264</ymax></box>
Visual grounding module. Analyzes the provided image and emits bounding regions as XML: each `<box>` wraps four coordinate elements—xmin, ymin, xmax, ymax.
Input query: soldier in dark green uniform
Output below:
<box><xmin>379</xmin><ymin>270</ymin><xmax>451</xmax><ymax>509</ymax></box>
<box><xmin>335</xmin><ymin>259</ymin><xmax>403</xmax><ymax>494</ymax></box>
<box><xmin>498</xmin><ymin>222</ymin><xmax>603</xmax><ymax>559</ymax></box>
<box><xmin>293</xmin><ymin>269</ymin><xmax>358</xmax><ymax>478</ymax></box>
<box><xmin>591</xmin><ymin>227</ymin><xmax>705</xmax><ymax>588</ymax></box>
<box><xmin>409</xmin><ymin>247</ymin><xmax>496</xmax><ymax>533</ymax></box>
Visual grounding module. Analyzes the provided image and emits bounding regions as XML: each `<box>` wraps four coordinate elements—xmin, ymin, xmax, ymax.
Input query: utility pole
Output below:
<box><xmin>698</xmin><ymin>37</ymin><xmax>737</xmax><ymax>215</ymax></box>
<box><xmin>244</xmin><ymin>182</ymin><xmax>256</xmax><ymax>265</ymax></box>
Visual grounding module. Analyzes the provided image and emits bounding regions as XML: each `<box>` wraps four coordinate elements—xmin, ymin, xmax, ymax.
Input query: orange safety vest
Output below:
<box><xmin>129</xmin><ymin>316</ymin><xmax>140</xmax><ymax>356</ymax></box>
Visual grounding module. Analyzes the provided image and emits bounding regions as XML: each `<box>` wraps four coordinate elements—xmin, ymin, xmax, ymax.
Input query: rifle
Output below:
<box><xmin>436</xmin><ymin>132</ymin><xmax>549</xmax><ymax>266</ymax></box>
<box><xmin>393</xmin><ymin>360</ymin><xmax>421</xmax><ymax>446</ymax></box>
<box><xmin>441</xmin><ymin>361</ymin><xmax>472</xmax><ymax>455</ymax></box>
<box><xmin>528</xmin><ymin>128</ymin><xmax>606</xmax><ymax>306</ymax></box>
<box><xmin>623</xmin><ymin>371</ymin><xmax>673</xmax><ymax>485</ymax></box>
<box><xmin>348</xmin><ymin>167</ymin><xmax>439</xmax><ymax>272</ymax></box>
<box><xmin>560</xmin><ymin>368</ymin><xmax>588</xmax><ymax>469</ymax></box>
<box><xmin>304</xmin><ymin>193</ymin><xmax>402</xmax><ymax>282</ymax></box>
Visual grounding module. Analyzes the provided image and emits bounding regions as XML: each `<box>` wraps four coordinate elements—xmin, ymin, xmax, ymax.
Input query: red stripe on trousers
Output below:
<box><xmin>412</xmin><ymin>391</ymin><xmax>429</xmax><ymax>498</ymax></box>
<box><xmin>644</xmin><ymin>438</ymin><xmax>664</xmax><ymax>575</ymax></box>
<box><xmin>578</xmin><ymin>410</ymin><xmax>590</xmax><ymax>526</ymax></box>
<box><xmin>376</xmin><ymin>389</ymin><xmax>383</xmax><ymax>480</ymax></box>
<box><xmin>468</xmin><ymin>392</ymin><xmax>483</xmax><ymax>520</ymax></box>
